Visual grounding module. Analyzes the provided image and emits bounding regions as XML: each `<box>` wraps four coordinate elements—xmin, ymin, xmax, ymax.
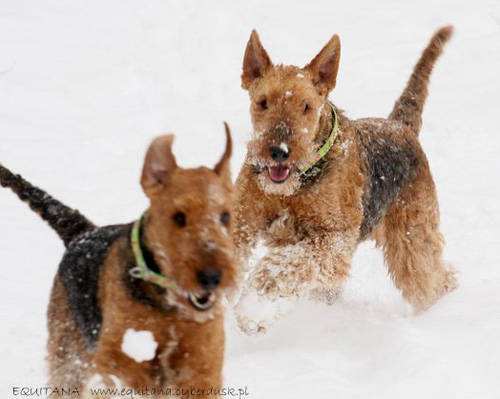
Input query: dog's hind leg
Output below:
<box><xmin>47</xmin><ymin>276</ymin><xmax>92</xmax><ymax>390</ymax></box>
<box><xmin>375</xmin><ymin>172</ymin><xmax>458</xmax><ymax>311</ymax></box>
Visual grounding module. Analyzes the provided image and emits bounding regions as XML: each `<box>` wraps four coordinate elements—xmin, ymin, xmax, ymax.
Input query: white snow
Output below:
<box><xmin>121</xmin><ymin>329</ymin><xmax>158</xmax><ymax>363</ymax></box>
<box><xmin>279</xmin><ymin>142</ymin><xmax>289</xmax><ymax>154</ymax></box>
<box><xmin>235</xmin><ymin>287</ymin><xmax>297</xmax><ymax>334</ymax></box>
<box><xmin>284</xmin><ymin>90</ymin><xmax>293</xmax><ymax>98</ymax></box>
<box><xmin>296</xmin><ymin>73</ymin><xmax>305</xmax><ymax>78</ymax></box>
<box><xmin>108</xmin><ymin>375</ymin><xmax>123</xmax><ymax>390</ymax></box>
<box><xmin>1</xmin><ymin>1</ymin><xmax>500</xmax><ymax>398</ymax></box>
<box><xmin>86</xmin><ymin>374</ymin><xmax>106</xmax><ymax>390</ymax></box>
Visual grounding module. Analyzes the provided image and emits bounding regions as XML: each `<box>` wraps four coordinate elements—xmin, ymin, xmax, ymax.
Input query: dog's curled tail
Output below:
<box><xmin>0</xmin><ymin>164</ymin><xmax>95</xmax><ymax>247</ymax></box>
<box><xmin>389</xmin><ymin>25</ymin><xmax>454</xmax><ymax>135</ymax></box>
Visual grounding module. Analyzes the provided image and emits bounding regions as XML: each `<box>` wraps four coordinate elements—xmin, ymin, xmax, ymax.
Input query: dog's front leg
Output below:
<box><xmin>161</xmin><ymin>318</ymin><xmax>225</xmax><ymax>398</ymax></box>
<box><xmin>309</xmin><ymin>231</ymin><xmax>358</xmax><ymax>305</ymax></box>
<box><xmin>233</xmin><ymin>179</ymin><xmax>263</xmax><ymax>270</ymax></box>
<box><xmin>235</xmin><ymin>239</ymin><xmax>320</xmax><ymax>334</ymax></box>
<box><xmin>235</xmin><ymin>232</ymin><xmax>357</xmax><ymax>334</ymax></box>
<box><xmin>251</xmin><ymin>242</ymin><xmax>320</xmax><ymax>300</ymax></box>
<box><xmin>255</xmin><ymin>226</ymin><xmax>358</xmax><ymax>300</ymax></box>
<box><xmin>231</xmin><ymin>174</ymin><xmax>267</xmax><ymax>305</ymax></box>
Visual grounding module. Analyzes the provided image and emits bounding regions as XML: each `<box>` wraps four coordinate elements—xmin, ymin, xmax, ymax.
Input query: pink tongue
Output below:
<box><xmin>269</xmin><ymin>165</ymin><xmax>290</xmax><ymax>182</ymax></box>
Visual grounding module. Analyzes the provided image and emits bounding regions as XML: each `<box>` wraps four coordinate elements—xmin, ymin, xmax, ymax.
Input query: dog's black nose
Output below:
<box><xmin>269</xmin><ymin>146</ymin><xmax>290</xmax><ymax>163</ymax></box>
<box><xmin>197</xmin><ymin>268</ymin><xmax>222</xmax><ymax>290</ymax></box>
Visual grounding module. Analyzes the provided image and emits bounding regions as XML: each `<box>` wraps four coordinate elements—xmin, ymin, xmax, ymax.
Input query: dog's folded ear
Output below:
<box><xmin>305</xmin><ymin>34</ymin><xmax>341</xmax><ymax>94</ymax></box>
<box><xmin>141</xmin><ymin>134</ymin><xmax>178</xmax><ymax>194</ymax></box>
<box><xmin>242</xmin><ymin>30</ymin><xmax>273</xmax><ymax>90</ymax></box>
<box><xmin>213</xmin><ymin>122</ymin><xmax>233</xmax><ymax>185</ymax></box>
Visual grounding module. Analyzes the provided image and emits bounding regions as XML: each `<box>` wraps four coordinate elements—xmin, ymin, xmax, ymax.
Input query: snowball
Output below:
<box><xmin>121</xmin><ymin>329</ymin><xmax>158</xmax><ymax>362</ymax></box>
<box><xmin>285</xmin><ymin>90</ymin><xmax>293</xmax><ymax>98</ymax></box>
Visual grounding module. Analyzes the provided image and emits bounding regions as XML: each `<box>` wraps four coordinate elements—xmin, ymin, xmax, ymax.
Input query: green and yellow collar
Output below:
<box><xmin>300</xmin><ymin>103</ymin><xmax>339</xmax><ymax>176</ymax></box>
<box><xmin>129</xmin><ymin>212</ymin><xmax>179</xmax><ymax>292</ymax></box>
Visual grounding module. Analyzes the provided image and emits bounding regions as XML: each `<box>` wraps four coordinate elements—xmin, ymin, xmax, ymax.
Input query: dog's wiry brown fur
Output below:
<box><xmin>234</xmin><ymin>27</ymin><xmax>457</xmax><ymax>332</ymax></box>
<box><xmin>1</xmin><ymin>125</ymin><xmax>236</xmax><ymax>396</ymax></box>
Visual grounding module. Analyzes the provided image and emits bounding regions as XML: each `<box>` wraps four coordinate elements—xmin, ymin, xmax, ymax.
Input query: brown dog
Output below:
<box><xmin>0</xmin><ymin>125</ymin><xmax>236</xmax><ymax>396</ymax></box>
<box><xmin>234</xmin><ymin>27</ymin><xmax>457</xmax><ymax>333</ymax></box>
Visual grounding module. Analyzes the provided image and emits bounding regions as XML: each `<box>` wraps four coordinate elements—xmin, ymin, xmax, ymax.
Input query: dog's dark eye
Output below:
<box><xmin>259</xmin><ymin>99</ymin><xmax>268</xmax><ymax>110</ymax></box>
<box><xmin>173</xmin><ymin>212</ymin><xmax>186</xmax><ymax>227</ymax></box>
<box><xmin>220</xmin><ymin>211</ymin><xmax>230</xmax><ymax>226</ymax></box>
<box><xmin>303</xmin><ymin>103</ymin><xmax>311</xmax><ymax>113</ymax></box>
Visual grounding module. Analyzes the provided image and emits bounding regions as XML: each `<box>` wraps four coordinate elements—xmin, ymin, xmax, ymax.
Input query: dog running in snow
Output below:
<box><xmin>234</xmin><ymin>26</ymin><xmax>458</xmax><ymax>333</ymax></box>
<box><xmin>0</xmin><ymin>126</ymin><xmax>236</xmax><ymax>396</ymax></box>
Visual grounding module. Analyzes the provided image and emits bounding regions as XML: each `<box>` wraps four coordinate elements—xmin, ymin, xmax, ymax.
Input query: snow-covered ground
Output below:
<box><xmin>1</xmin><ymin>0</ymin><xmax>499</xmax><ymax>398</ymax></box>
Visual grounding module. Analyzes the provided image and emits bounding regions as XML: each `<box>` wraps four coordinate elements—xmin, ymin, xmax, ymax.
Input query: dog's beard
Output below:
<box><xmin>247</xmin><ymin>148</ymin><xmax>304</xmax><ymax>197</ymax></box>
<box><xmin>256</xmin><ymin>170</ymin><xmax>301</xmax><ymax>196</ymax></box>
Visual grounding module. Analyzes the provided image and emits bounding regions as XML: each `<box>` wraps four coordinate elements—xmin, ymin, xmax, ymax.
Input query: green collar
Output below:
<box><xmin>300</xmin><ymin>104</ymin><xmax>339</xmax><ymax>176</ymax></box>
<box><xmin>129</xmin><ymin>212</ymin><xmax>179</xmax><ymax>292</ymax></box>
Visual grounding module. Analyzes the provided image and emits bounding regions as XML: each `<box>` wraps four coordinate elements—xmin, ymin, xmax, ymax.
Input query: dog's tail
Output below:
<box><xmin>0</xmin><ymin>164</ymin><xmax>95</xmax><ymax>247</ymax></box>
<box><xmin>389</xmin><ymin>25</ymin><xmax>454</xmax><ymax>136</ymax></box>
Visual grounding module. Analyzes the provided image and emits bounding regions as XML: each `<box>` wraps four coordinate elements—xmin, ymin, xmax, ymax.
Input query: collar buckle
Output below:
<box><xmin>129</xmin><ymin>266</ymin><xmax>143</xmax><ymax>278</ymax></box>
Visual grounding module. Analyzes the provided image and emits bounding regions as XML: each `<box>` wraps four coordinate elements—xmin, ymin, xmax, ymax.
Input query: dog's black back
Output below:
<box><xmin>356</xmin><ymin>120</ymin><xmax>421</xmax><ymax>240</ymax></box>
<box><xmin>58</xmin><ymin>224</ymin><xmax>126</xmax><ymax>347</ymax></box>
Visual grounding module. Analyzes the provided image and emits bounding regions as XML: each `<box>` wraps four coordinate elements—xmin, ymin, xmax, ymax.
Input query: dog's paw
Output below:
<box><xmin>443</xmin><ymin>265</ymin><xmax>459</xmax><ymax>293</ymax></box>
<box><xmin>234</xmin><ymin>288</ymin><xmax>296</xmax><ymax>335</ymax></box>
<box><xmin>235</xmin><ymin>314</ymin><xmax>269</xmax><ymax>335</ymax></box>
<box><xmin>250</xmin><ymin>267</ymin><xmax>293</xmax><ymax>300</ymax></box>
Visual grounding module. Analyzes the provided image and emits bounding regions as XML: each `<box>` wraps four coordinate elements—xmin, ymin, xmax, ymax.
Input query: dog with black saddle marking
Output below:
<box><xmin>0</xmin><ymin>124</ymin><xmax>236</xmax><ymax>397</ymax></box>
<box><xmin>234</xmin><ymin>26</ymin><xmax>458</xmax><ymax>333</ymax></box>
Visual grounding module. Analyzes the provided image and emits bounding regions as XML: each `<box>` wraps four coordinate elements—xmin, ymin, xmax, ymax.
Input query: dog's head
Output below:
<box><xmin>242</xmin><ymin>30</ymin><xmax>341</xmax><ymax>196</ymax></box>
<box><xmin>140</xmin><ymin>124</ymin><xmax>236</xmax><ymax>320</ymax></box>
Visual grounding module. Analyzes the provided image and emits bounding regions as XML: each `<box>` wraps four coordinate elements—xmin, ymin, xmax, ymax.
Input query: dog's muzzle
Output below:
<box><xmin>188</xmin><ymin>291</ymin><xmax>217</xmax><ymax>311</ymax></box>
<box><xmin>268</xmin><ymin>145</ymin><xmax>292</xmax><ymax>183</ymax></box>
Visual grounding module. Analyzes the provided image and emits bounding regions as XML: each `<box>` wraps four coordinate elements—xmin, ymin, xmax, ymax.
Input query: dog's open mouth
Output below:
<box><xmin>268</xmin><ymin>165</ymin><xmax>291</xmax><ymax>183</ymax></box>
<box><xmin>188</xmin><ymin>291</ymin><xmax>216</xmax><ymax>311</ymax></box>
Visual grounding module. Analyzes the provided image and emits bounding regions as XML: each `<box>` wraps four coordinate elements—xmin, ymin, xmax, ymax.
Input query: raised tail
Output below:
<box><xmin>0</xmin><ymin>164</ymin><xmax>95</xmax><ymax>247</ymax></box>
<box><xmin>389</xmin><ymin>25</ymin><xmax>454</xmax><ymax>135</ymax></box>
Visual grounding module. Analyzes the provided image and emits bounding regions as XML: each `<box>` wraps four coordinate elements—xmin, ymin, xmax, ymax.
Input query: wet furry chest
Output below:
<box><xmin>263</xmin><ymin>209</ymin><xmax>303</xmax><ymax>246</ymax></box>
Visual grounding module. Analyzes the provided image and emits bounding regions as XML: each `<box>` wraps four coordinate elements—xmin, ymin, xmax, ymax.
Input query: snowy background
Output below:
<box><xmin>1</xmin><ymin>0</ymin><xmax>499</xmax><ymax>398</ymax></box>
